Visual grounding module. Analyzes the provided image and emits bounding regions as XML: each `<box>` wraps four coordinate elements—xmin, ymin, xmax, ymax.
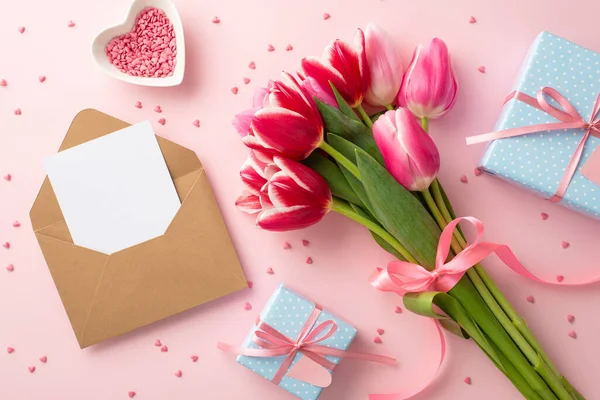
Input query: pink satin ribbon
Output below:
<box><xmin>369</xmin><ymin>216</ymin><xmax>600</xmax><ymax>400</ymax></box>
<box><xmin>218</xmin><ymin>303</ymin><xmax>396</xmax><ymax>386</ymax></box>
<box><xmin>466</xmin><ymin>88</ymin><xmax>600</xmax><ymax>202</ymax></box>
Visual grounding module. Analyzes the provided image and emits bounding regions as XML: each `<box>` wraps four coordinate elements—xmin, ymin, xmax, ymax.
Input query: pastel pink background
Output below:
<box><xmin>1</xmin><ymin>0</ymin><xmax>600</xmax><ymax>399</ymax></box>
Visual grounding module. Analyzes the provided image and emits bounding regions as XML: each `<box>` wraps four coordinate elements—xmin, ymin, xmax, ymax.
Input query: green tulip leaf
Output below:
<box><xmin>329</xmin><ymin>83</ymin><xmax>361</xmax><ymax>122</ymax></box>
<box><xmin>303</xmin><ymin>151</ymin><xmax>363</xmax><ymax>206</ymax></box>
<box><xmin>350</xmin><ymin>203</ymin><xmax>406</xmax><ymax>261</ymax></box>
<box><xmin>355</xmin><ymin>150</ymin><xmax>441</xmax><ymax>268</ymax></box>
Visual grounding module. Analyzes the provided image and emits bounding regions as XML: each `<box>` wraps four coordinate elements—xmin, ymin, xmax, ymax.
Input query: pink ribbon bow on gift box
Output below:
<box><xmin>466</xmin><ymin>87</ymin><xmax>600</xmax><ymax>202</ymax></box>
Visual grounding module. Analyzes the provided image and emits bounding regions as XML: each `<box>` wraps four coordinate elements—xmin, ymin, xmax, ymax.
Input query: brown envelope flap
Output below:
<box><xmin>78</xmin><ymin>170</ymin><xmax>246</xmax><ymax>347</ymax></box>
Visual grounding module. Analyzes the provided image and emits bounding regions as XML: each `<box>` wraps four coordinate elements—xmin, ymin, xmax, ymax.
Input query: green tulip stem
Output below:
<box><xmin>355</xmin><ymin>104</ymin><xmax>374</xmax><ymax>129</ymax></box>
<box><xmin>330</xmin><ymin>198</ymin><xmax>419</xmax><ymax>264</ymax></box>
<box><xmin>420</xmin><ymin>117</ymin><xmax>429</xmax><ymax>132</ymax></box>
<box><xmin>318</xmin><ymin>141</ymin><xmax>361</xmax><ymax>180</ymax></box>
<box><xmin>385</xmin><ymin>104</ymin><xmax>395</xmax><ymax>111</ymax></box>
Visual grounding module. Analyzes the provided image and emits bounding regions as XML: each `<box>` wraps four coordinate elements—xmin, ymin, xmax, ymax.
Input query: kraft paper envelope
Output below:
<box><xmin>30</xmin><ymin>109</ymin><xmax>247</xmax><ymax>348</ymax></box>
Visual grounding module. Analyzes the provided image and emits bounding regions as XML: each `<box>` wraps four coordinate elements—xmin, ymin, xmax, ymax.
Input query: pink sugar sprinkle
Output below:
<box><xmin>154</xmin><ymin>105</ymin><xmax>162</xmax><ymax>113</ymax></box>
<box><xmin>190</xmin><ymin>355</ymin><xmax>199</xmax><ymax>362</ymax></box>
<box><xmin>248</xmin><ymin>61</ymin><xmax>256</xmax><ymax>70</ymax></box>
<box><xmin>561</xmin><ymin>241</ymin><xmax>570</xmax><ymax>249</ymax></box>
<box><xmin>28</xmin><ymin>366</ymin><xmax>35</xmax><ymax>373</ymax></box>
<box><xmin>541</xmin><ymin>212</ymin><xmax>549</xmax><ymax>220</ymax></box>
<box><xmin>14</xmin><ymin>108</ymin><xmax>22</xmax><ymax>116</ymax></box>
<box><xmin>212</xmin><ymin>16</ymin><xmax>220</xmax><ymax>24</ymax></box>
<box><xmin>568</xmin><ymin>330</ymin><xmax>577</xmax><ymax>339</ymax></box>
<box><xmin>460</xmin><ymin>175</ymin><xmax>468</xmax><ymax>183</ymax></box>
<box><xmin>68</xmin><ymin>21</ymin><xmax>76</xmax><ymax>28</ymax></box>
<box><xmin>526</xmin><ymin>295</ymin><xmax>535</xmax><ymax>304</ymax></box>
<box><xmin>556</xmin><ymin>275</ymin><xmax>564</xmax><ymax>283</ymax></box>
<box><xmin>282</xmin><ymin>241</ymin><xmax>291</xmax><ymax>250</ymax></box>
<box><xmin>376</xmin><ymin>328</ymin><xmax>384</xmax><ymax>335</ymax></box>
<box><xmin>474</xmin><ymin>167</ymin><xmax>483</xmax><ymax>176</ymax></box>
<box><xmin>301</xmin><ymin>239</ymin><xmax>310</xmax><ymax>247</ymax></box>
<box><xmin>286</xmin><ymin>44</ymin><xmax>293</xmax><ymax>51</ymax></box>
<box><xmin>267</xmin><ymin>44</ymin><xmax>275</xmax><ymax>52</ymax></box>
<box><xmin>0</xmin><ymin>79</ymin><xmax>6</xmax><ymax>87</ymax></box>
<box><xmin>244</xmin><ymin>302</ymin><xmax>252</xmax><ymax>311</ymax></box>
<box><xmin>6</xmin><ymin>264</ymin><xmax>14</xmax><ymax>272</ymax></box>
<box><xmin>6</xmin><ymin>347</ymin><xmax>14</xmax><ymax>354</ymax></box>
<box><xmin>105</xmin><ymin>7</ymin><xmax>177</xmax><ymax>78</ymax></box>
<box><xmin>192</xmin><ymin>119</ymin><xmax>200</xmax><ymax>127</ymax></box>
<box><xmin>305</xmin><ymin>257</ymin><xmax>313</xmax><ymax>264</ymax></box>
<box><xmin>567</xmin><ymin>314</ymin><xmax>575</xmax><ymax>324</ymax></box>
<box><xmin>469</xmin><ymin>16</ymin><xmax>477</xmax><ymax>24</ymax></box>
<box><xmin>18</xmin><ymin>26</ymin><xmax>25</xmax><ymax>34</ymax></box>
<box><xmin>174</xmin><ymin>370</ymin><xmax>182</xmax><ymax>378</ymax></box>
<box><xmin>478</xmin><ymin>66</ymin><xmax>486</xmax><ymax>74</ymax></box>
<box><xmin>394</xmin><ymin>306</ymin><xmax>402</xmax><ymax>314</ymax></box>
<box><xmin>266</xmin><ymin>267</ymin><xmax>274</xmax><ymax>275</ymax></box>
<box><xmin>135</xmin><ymin>101</ymin><xmax>143</xmax><ymax>109</ymax></box>
<box><xmin>231</xmin><ymin>87</ymin><xmax>239</xmax><ymax>95</ymax></box>
<box><xmin>464</xmin><ymin>377</ymin><xmax>472</xmax><ymax>385</ymax></box>
<box><xmin>243</xmin><ymin>77</ymin><xmax>250</xmax><ymax>85</ymax></box>
<box><xmin>12</xmin><ymin>221</ymin><xmax>20</xmax><ymax>228</ymax></box>
<box><xmin>322</xmin><ymin>13</ymin><xmax>331</xmax><ymax>20</ymax></box>
<box><xmin>373</xmin><ymin>336</ymin><xmax>382</xmax><ymax>344</ymax></box>
<box><xmin>4</xmin><ymin>174</ymin><xmax>11</xmax><ymax>181</ymax></box>
<box><xmin>247</xmin><ymin>280</ymin><xmax>253</xmax><ymax>289</ymax></box>
<box><xmin>128</xmin><ymin>392</ymin><xmax>136</xmax><ymax>398</ymax></box>
<box><xmin>3</xmin><ymin>242</ymin><xmax>10</xmax><ymax>249</ymax></box>
<box><xmin>38</xmin><ymin>76</ymin><xmax>46</xmax><ymax>83</ymax></box>
<box><xmin>158</xmin><ymin>118</ymin><xmax>166</xmax><ymax>125</ymax></box>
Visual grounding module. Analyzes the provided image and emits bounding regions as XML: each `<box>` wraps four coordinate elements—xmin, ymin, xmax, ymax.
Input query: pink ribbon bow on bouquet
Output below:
<box><xmin>467</xmin><ymin>87</ymin><xmax>600</xmax><ymax>202</ymax></box>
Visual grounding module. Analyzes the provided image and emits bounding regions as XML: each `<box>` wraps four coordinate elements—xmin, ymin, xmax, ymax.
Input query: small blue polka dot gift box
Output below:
<box><xmin>217</xmin><ymin>283</ymin><xmax>395</xmax><ymax>400</ymax></box>
<box><xmin>471</xmin><ymin>32</ymin><xmax>600</xmax><ymax>219</ymax></box>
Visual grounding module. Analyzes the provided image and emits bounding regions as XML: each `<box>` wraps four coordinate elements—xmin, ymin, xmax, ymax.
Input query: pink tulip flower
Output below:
<box><xmin>363</xmin><ymin>23</ymin><xmax>404</xmax><ymax>107</ymax></box>
<box><xmin>256</xmin><ymin>156</ymin><xmax>332</xmax><ymax>231</ymax></box>
<box><xmin>372</xmin><ymin>109</ymin><xmax>440</xmax><ymax>191</ymax></box>
<box><xmin>398</xmin><ymin>38</ymin><xmax>457</xmax><ymax>120</ymax></box>
<box><xmin>232</xmin><ymin>84</ymin><xmax>272</xmax><ymax>137</ymax></box>
<box><xmin>300</xmin><ymin>29</ymin><xmax>369</xmax><ymax>108</ymax></box>
<box><xmin>299</xmin><ymin>76</ymin><xmax>337</xmax><ymax>108</ymax></box>
<box><xmin>235</xmin><ymin>152</ymin><xmax>270</xmax><ymax>214</ymax></box>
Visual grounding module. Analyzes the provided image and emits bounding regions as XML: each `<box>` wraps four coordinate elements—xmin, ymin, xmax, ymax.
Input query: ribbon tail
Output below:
<box><xmin>466</xmin><ymin>121</ymin><xmax>583</xmax><ymax>145</ymax></box>
<box><xmin>216</xmin><ymin>342</ymin><xmax>292</xmax><ymax>358</ymax></box>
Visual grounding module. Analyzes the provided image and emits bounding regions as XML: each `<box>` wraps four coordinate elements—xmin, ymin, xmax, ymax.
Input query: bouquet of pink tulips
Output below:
<box><xmin>233</xmin><ymin>24</ymin><xmax>583</xmax><ymax>400</ymax></box>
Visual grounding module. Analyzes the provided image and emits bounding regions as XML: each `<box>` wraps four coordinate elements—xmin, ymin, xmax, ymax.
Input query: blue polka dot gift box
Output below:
<box><xmin>218</xmin><ymin>283</ymin><xmax>394</xmax><ymax>400</ymax></box>
<box><xmin>472</xmin><ymin>32</ymin><xmax>600</xmax><ymax>219</ymax></box>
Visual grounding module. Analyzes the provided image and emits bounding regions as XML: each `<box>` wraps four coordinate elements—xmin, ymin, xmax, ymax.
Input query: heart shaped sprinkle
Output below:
<box><xmin>541</xmin><ymin>212</ymin><xmax>549</xmax><ymax>220</ymax></box>
<box><xmin>13</xmin><ymin>221</ymin><xmax>20</xmax><ymax>228</ymax></box>
<box><xmin>158</xmin><ymin>118</ymin><xmax>166</xmax><ymax>125</ymax></box>
<box><xmin>3</xmin><ymin>174</ymin><xmax>11</xmax><ymax>181</ymax></box>
<box><xmin>14</xmin><ymin>108</ymin><xmax>22</xmax><ymax>116</ymax></box>
<box><xmin>212</xmin><ymin>16</ymin><xmax>220</xmax><ymax>24</ymax></box>
<box><xmin>68</xmin><ymin>21</ymin><xmax>76</xmax><ymax>28</ymax></box>
<box><xmin>38</xmin><ymin>76</ymin><xmax>46</xmax><ymax>83</ymax></box>
<box><xmin>243</xmin><ymin>77</ymin><xmax>250</xmax><ymax>85</ymax></box>
<box><xmin>469</xmin><ymin>16</ymin><xmax>477</xmax><ymax>24</ymax></box>
<box><xmin>394</xmin><ymin>306</ymin><xmax>402</xmax><ymax>314</ymax></box>
<box><xmin>305</xmin><ymin>257</ymin><xmax>313</xmax><ymax>264</ymax></box>
<box><xmin>18</xmin><ymin>26</ymin><xmax>25</xmax><ymax>34</ymax></box>
<box><xmin>322</xmin><ymin>13</ymin><xmax>331</xmax><ymax>20</ymax></box>
<box><xmin>154</xmin><ymin>105</ymin><xmax>162</xmax><ymax>113</ymax></box>
<box><xmin>190</xmin><ymin>355</ymin><xmax>198</xmax><ymax>362</ymax></box>
<box><xmin>267</xmin><ymin>44</ymin><xmax>275</xmax><ymax>52</ymax></box>
<box><xmin>231</xmin><ymin>87</ymin><xmax>239</xmax><ymax>95</ymax></box>
<box><xmin>244</xmin><ymin>302</ymin><xmax>252</xmax><ymax>311</ymax></box>
<box><xmin>248</xmin><ymin>61</ymin><xmax>256</xmax><ymax>70</ymax></box>
<box><xmin>7</xmin><ymin>347</ymin><xmax>14</xmax><ymax>354</ymax></box>
<box><xmin>526</xmin><ymin>295</ymin><xmax>535</xmax><ymax>304</ymax></box>
<box><xmin>568</xmin><ymin>330</ymin><xmax>577</xmax><ymax>339</ymax></box>
<box><xmin>282</xmin><ymin>241</ymin><xmax>292</xmax><ymax>250</ymax></box>
<box><xmin>39</xmin><ymin>356</ymin><xmax>47</xmax><ymax>363</ymax></box>
<box><xmin>556</xmin><ymin>275</ymin><xmax>564</xmax><ymax>283</ymax></box>
<box><xmin>247</xmin><ymin>280</ymin><xmax>253</xmax><ymax>289</ymax></box>
<box><xmin>128</xmin><ymin>391</ymin><xmax>136</xmax><ymax>398</ymax></box>
<box><xmin>286</xmin><ymin>44</ymin><xmax>293</xmax><ymax>51</ymax></box>
<box><xmin>154</xmin><ymin>339</ymin><xmax>162</xmax><ymax>347</ymax></box>
<box><xmin>192</xmin><ymin>119</ymin><xmax>200</xmax><ymax>127</ymax></box>
<box><xmin>28</xmin><ymin>366</ymin><xmax>36</xmax><ymax>373</ymax></box>
<box><xmin>460</xmin><ymin>175</ymin><xmax>468</xmax><ymax>183</ymax></box>
<box><xmin>561</xmin><ymin>241</ymin><xmax>570</xmax><ymax>249</ymax></box>
<box><xmin>160</xmin><ymin>345</ymin><xmax>168</xmax><ymax>352</ymax></box>
<box><xmin>478</xmin><ymin>66</ymin><xmax>486</xmax><ymax>74</ymax></box>
<box><xmin>6</xmin><ymin>264</ymin><xmax>14</xmax><ymax>272</ymax></box>
<box><xmin>0</xmin><ymin>79</ymin><xmax>7</xmax><ymax>87</ymax></box>
<box><xmin>373</xmin><ymin>336</ymin><xmax>382</xmax><ymax>344</ymax></box>
<box><xmin>567</xmin><ymin>314</ymin><xmax>575</xmax><ymax>324</ymax></box>
<box><xmin>3</xmin><ymin>242</ymin><xmax>10</xmax><ymax>249</ymax></box>
<box><xmin>376</xmin><ymin>328</ymin><xmax>385</xmax><ymax>335</ymax></box>
<box><xmin>474</xmin><ymin>167</ymin><xmax>483</xmax><ymax>176</ymax></box>
<box><xmin>135</xmin><ymin>101</ymin><xmax>143</xmax><ymax>109</ymax></box>
<box><xmin>266</xmin><ymin>267</ymin><xmax>274</xmax><ymax>275</ymax></box>
<box><xmin>464</xmin><ymin>376</ymin><xmax>472</xmax><ymax>385</ymax></box>
<box><xmin>174</xmin><ymin>370</ymin><xmax>182</xmax><ymax>378</ymax></box>
<box><xmin>302</xmin><ymin>239</ymin><xmax>310</xmax><ymax>247</ymax></box>
<box><xmin>105</xmin><ymin>7</ymin><xmax>177</xmax><ymax>78</ymax></box>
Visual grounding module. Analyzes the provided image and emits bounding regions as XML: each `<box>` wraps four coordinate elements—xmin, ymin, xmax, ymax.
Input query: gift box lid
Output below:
<box><xmin>481</xmin><ymin>31</ymin><xmax>600</xmax><ymax>218</ymax></box>
<box><xmin>236</xmin><ymin>283</ymin><xmax>357</xmax><ymax>400</ymax></box>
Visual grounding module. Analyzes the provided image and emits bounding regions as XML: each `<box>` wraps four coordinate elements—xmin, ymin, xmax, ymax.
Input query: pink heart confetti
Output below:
<box><xmin>38</xmin><ymin>76</ymin><xmax>46</xmax><ymax>83</ymax></box>
<box><xmin>267</xmin><ymin>44</ymin><xmax>275</xmax><ymax>52</ymax></box>
<box><xmin>4</xmin><ymin>174</ymin><xmax>11</xmax><ymax>181</ymax></box>
<box><xmin>134</xmin><ymin>101</ymin><xmax>143</xmax><ymax>109</ymax></box>
<box><xmin>190</xmin><ymin>355</ymin><xmax>198</xmax><ymax>362</ymax></box>
<box><xmin>67</xmin><ymin>21</ymin><xmax>76</xmax><ymax>28</ymax></box>
<box><xmin>3</xmin><ymin>242</ymin><xmax>10</xmax><ymax>249</ymax></box>
<box><xmin>286</xmin><ymin>44</ymin><xmax>293</xmax><ymax>51</ymax></box>
<box><xmin>154</xmin><ymin>105</ymin><xmax>162</xmax><ymax>113</ymax></box>
<box><xmin>266</xmin><ymin>267</ymin><xmax>274</xmax><ymax>275</ymax></box>
<box><xmin>158</xmin><ymin>118</ymin><xmax>166</xmax><ymax>126</ymax></box>
<box><xmin>192</xmin><ymin>119</ymin><xmax>200</xmax><ymax>127</ymax></box>
<box><xmin>28</xmin><ymin>366</ymin><xmax>36</xmax><ymax>373</ymax></box>
<box><xmin>39</xmin><ymin>356</ymin><xmax>47</xmax><ymax>363</ymax></box>
<box><xmin>376</xmin><ymin>328</ymin><xmax>385</xmax><ymax>335</ymax></box>
<box><xmin>248</xmin><ymin>61</ymin><xmax>256</xmax><ymax>70</ymax></box>
<box><xmin>282</xmin><ymin>241</ymin><xmax>291</xmax><ymax>250</ymax></box>
<box><xmin>561</xmin><ymin>241</ymin><xmax>570</xmax><ymax>249</ymax></box>
<box><xmin>18</xmin><ymin>26</ymin><xmax>25</xmax><ymax>34</ymax></box>
<box><xmin>469</xmin><ymin>16</ymin><xmax>477</xmax><ymax>24</ymax></box>
<box><xmin>128</xmin><ymin>391</ymin><xmax>136</xmax><ymax>398</ymax></box>
<box><xmin>305</xmin><ymin>257</ymin><xmax>313</xmax><ymax>264</ymax></box>
<box><xmin>394</xmin><ymin>306</ymin><xmax>402</xmax><ymax>314</ymax></box>
<box><xmin>0</xmin><ymin>79</ymin><xmax>7</xmax><ymax>87</ymax></box>
<box><xmin>302</xmin><ymin>239</ymin><xmax>310</xmax><ymax>247</ymax></box>
<box><xmin>373</xmin><ymin>336</ymin><xmax>382</xmax><ymax>344</ymax></box>
<box><xmin>464</xmin><ymin>376</ymin><xmax>472</xmax><ymax>385</ymax></box>
<box><xmin>174</xmin><ymin>370</ymin><xmax>182</xmax><ymax>378</ymax></box>
<box><xmin>460</xmin><ymin>175</ymin><xmax>468</xmax><ymax>183</ymax></box>
<box><xmin>212</xmin><ymin>16</ymin><xmax>220</xmax><ymax>24</ymax></box>
<box><xmin>556</xmin><ymin>275</ymin><xmax>564</xmax><ymax>283</ymax></box>
<box><xmin>568</xmin><ymin>331</ymin><xmax>577</xmax><ymax>339</ymax></box>
<box><xmin>247</xmin><ymin>280</ymin><xmax>253</xmax><ymax>288</ymax></box>
<box><xmin>243</xmin><ymin>77</ymin><xmax>250</xmax><ymax>85</ymax></box>
<box><xmin>13</xmin><ymin>221</ymin><xmax>20</xmax><ymax>228</ymax></box>
<box><xmin>567</xmin><ymin>314</ymin><xmax>575</xmax><ymax>324</ymax></box>
<box><xmin>14</xmin><ymin>108</ymin><xmax>22</xmax><ymax>116</ymax></box>
<box><xmin>244</xmin><ymin>302</ymin><xmax>252</xmax><ymax>311</ymax></box>
<box><xmin>154</xmin><ymin>339</ymin><xmax>162</xmax><ymax>347</ymax></box>
<box><xmin>160</xmin><ymin>345</ymin><xmax>168</xmax><ymax>352</ymax></box>
<box><xmin>6</xmin><ymin>264</ymin><xmax>14</xmax><ymax>272</ymax></box>
<box><xmin>231</xmin><ymin>87</ymin><xmax>239</xmax><ymax>95</ymax></box>
<box><xmin>478</xmin><ymin>66</ymin><xmax>486</xmax><ymax>74</ymax></box>
<box><xmin>541</xmin><ymin>212</ymin><xmax>549</xmax><ymax>220</ymax></box>
<box><xmin>526</xmin><ymin>295</ymin><xmax>535</xmax><ymax>304</ymax></box>
<box><xmin>474</xmin><ymin>167</ymin><xmax>483</xmax><ymax>177</ymax></box>
<box><xmin>6</xmin><ymin>347</ymin><xmax>14</xmax><ymax>354</ymax></box>
<box><xmin>322</xmin><ymin>13</ymin><xmax>331</xmax><ymax>20</ymax></box>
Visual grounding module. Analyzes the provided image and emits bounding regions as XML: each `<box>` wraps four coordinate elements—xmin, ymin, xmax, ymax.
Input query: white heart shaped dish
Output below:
<box><xmin>91</xmin><ymin>0</ymin><xmax>185</xmax><ymax>87</ymax></box>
